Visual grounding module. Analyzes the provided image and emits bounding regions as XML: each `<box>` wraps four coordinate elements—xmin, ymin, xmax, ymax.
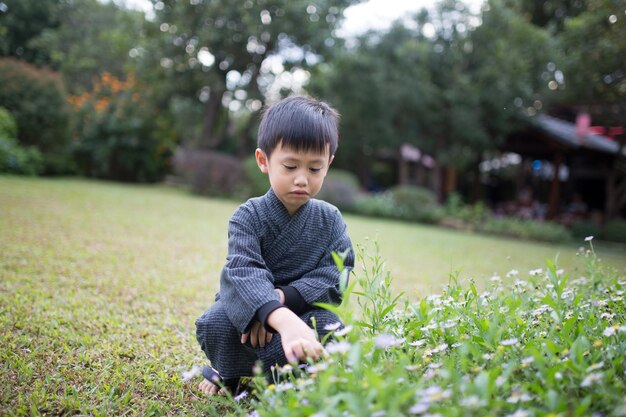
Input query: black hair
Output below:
<box><xmin>257</xmin><ymin>96</ymin><xmax>339</xmax><ymax>158</ymax></box>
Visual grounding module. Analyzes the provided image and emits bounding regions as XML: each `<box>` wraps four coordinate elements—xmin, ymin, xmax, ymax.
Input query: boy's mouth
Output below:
<box><xmin>291</xmin><ymin>190</ymin><xmax>309</xmax><ymax>196</ymax></box>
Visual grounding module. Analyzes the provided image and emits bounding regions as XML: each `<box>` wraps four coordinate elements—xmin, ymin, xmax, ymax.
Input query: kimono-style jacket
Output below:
<box><xmin>216</xmin><ymin>188</ymin><xmax>354</xmax><ymax>334</ymax></box>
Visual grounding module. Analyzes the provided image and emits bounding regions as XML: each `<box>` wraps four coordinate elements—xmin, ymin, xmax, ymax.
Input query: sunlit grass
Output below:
<box><xmin>1</xmin><ymin>176</ymin><xmax>625</xmax><ymax>415</ymax></box>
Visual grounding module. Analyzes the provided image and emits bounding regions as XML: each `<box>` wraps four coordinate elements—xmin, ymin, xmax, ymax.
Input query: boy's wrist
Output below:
<box><xmin>266</xmin><ymin>307</ymin><xmax>298</xmax><ymax>333</ymax></box>
<box><xmin>255</xmin><ymin>300</ymin><xmax>285</xmax><ymax>333</ymax></box>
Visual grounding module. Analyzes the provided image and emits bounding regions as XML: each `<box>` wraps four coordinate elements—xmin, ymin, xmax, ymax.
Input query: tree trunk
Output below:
<box><xmin>199</xmin><ymin>87</ymin><xmax>226</xmax><ymax>149</ymax></box>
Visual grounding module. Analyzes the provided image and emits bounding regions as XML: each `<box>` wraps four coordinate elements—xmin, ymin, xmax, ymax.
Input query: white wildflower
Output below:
<box><xmin>554</xmin><ymin>372</ymin><xmax>562</xmax><ymax>380</ymax></box>
<box><xmin>495</xmin><ymin>376</ymin><xmax>507</xmax><ymax>386</ymax></box>
<box><xmin>324</xmin><ymin>322</ymin><xmax>342</xmax><ymax>331</ymax></box>
<box><xmin>306</xmin><ymin>362</ymin><xmax>328</xmax><ymax>374</ymax></box>
<box><xmin>371</xmin><ymin>411</ymin><xmax>386</xmax><ymax>417</ymax></box>
<box><xmin>409</xmin><ymin>402</ymin><xmax>430</xmax><ymax>414</ymax></box>
<box><xmin>409</xmin><ymin>339</ymin><xmax>427</xmax><ymax>347</ymax></box>
<box><xmin>529</xmin><ymin>268</ymin><xmax>543</xmax><ymax>276</ymax></box>
<box><xmin>482</xmin><ymin>353</ymin><xmax>494</xmax><ymax>360</ymax></box>
<box><xmin>275</xmin><ymin>382</ymin><xmax>295</xmax><ymax>392</ymax></box>
<box><xmin>604</xmin><ymin>326</ymin><xmax>618</xmax><ymax>337</ymax></box>
<box><xmin>334</xmin><ymin>325</ymin><xmax>353</xmax><ymax>337</ymax></box>
<box><xmin>420</xmin><ymin>323</ymin><xmax>438</xmax><ymax>332</ymax></box>
<box><xmin>581</xmin><ymin>372</ymin><xmax>603</xmax><ymax>387</ymax></box>
<box><xmin>423</xmin><ymin>368</ymin><xmax>437</xmax><ymax>379</ymax></box>
<box><xmin>557</xmin><ymin>269</ymin><xmax>565</xmax><ymax>276</ymax></box>
<box><xmin>500</xmin><ymin>337</ymin><xmax>519</xmax><ymax>346</ymax></box>
<box><xmin>326</xmin><ymin>341</ymin><xmax>351</xmax><ymax>354</ymax></box>
<box><xmin>405</xmin><ymin>365</ymin><xmax>420</xmax><ymax>372</ymax></box>
<box><xmin>586</xmin><ymin>362</ymin><xmax>604</xmax><ymax>372</ymax></box>
<box><xmin>181</xmin><ymin>365</ymin><xmax>202</xmax><ymax>382</ymax></box>
<box><xmin>279</xmin><ymin>364</ymin><xmax>293</xmax><ymax>374</ymax></box>
<box><xmin>461</xmin><ymin>395</ymin><xmax>485</xmax><ymax>409</ymax></box>
<box><xmin>490</xmin><ymin>274</ymin><xmax>502</xmax><ymax>282</ymax></box>
<box><xmin>375</xmin><ymin>334</ymin><xmax>405</xmax><ymax>349</ymax></box>
<box><xmin>418</xmin><ymin>386</ymin><xmax>451</xmax><ymax>402</ymax></box>
<box><xmin>506</xmin><ymin>269</ymin><xmax>519</xmax><ymax>278</ymax></box>
<box><xmin>584</xmin><ymin>236</ymin><xmax>594</xmax><ymax>241</ymax></box>
<box><xmin>245</xmin><ymin>411</ymin><xmax>260</xmax><ymax>417</ymax></box>
<box><xmin>521</xmin><ymin>356</ymin><xmax>535</xmax><ymax>365</ymax></box>
<box><xmin>451</xmin><ymin>342</ymin><xmax>463</xmax><ymax>348</ymax></box>
<box><xmin>234</xmin><ymin>390</ymin><xmax>249</xmax><ymax>402</ymax></box>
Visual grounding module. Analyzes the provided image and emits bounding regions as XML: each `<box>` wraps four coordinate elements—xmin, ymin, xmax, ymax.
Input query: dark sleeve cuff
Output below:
<box><xmin>278</xmin><ymin>285</ymin><xmax>310</xmax><ymax>316</ymax></box>
<box><xmin>255</xmin><ymin>300</ymin><xmax>285</xmax><ymax>333</ymax></box>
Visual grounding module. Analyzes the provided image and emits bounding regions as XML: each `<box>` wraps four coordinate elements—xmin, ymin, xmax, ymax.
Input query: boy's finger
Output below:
<box><xmin>266</xmin><ymin>332</ymin><xmax>273</xmax><ymax>344</ymax></box>
<box><xmin>241</xmin><ymin>332</ymin><xmax>249</xmax><ymax>344</ymax></box>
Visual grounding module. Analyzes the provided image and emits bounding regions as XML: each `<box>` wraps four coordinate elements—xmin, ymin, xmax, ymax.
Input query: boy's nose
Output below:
<box><xmin>294</xmin><ymin>173</ymin><xmax>308</xmax><ymax>186</ymax></box>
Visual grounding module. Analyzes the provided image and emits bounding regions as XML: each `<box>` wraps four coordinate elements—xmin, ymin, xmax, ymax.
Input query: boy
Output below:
<box><xmin>195</xmin><ymin>96</ymin><xmax>354</xmax><ymax>395</ymax></box>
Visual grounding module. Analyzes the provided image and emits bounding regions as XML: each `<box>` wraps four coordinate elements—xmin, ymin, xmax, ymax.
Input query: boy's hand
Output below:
<box><xmin>266</xmin><ymin>308</ymin><xmax>323</xmax><ymax>363</ymax></box>
<box><xmin>241</xmin><ymin>321</ymin><xmax>273</xmax><ymax>348</ymax></box>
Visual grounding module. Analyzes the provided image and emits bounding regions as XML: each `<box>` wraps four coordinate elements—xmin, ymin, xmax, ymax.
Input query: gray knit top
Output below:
<box><xmin>216</xmin><ymin>188</ymin><xmax>354</xmax><ymax>333</ymax></box>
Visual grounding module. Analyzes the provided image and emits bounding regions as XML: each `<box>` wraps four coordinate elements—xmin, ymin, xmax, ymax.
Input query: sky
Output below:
<box><xmin>117</xmin><ymin>0</ymin><xmax>484</xmax><ymax>37</ymax></box>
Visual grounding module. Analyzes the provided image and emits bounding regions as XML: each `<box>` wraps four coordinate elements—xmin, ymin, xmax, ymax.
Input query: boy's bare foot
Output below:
<box><xmin>198</xmin><ymin>378</ymin><xmax>227</xmax><ymax>395</ymax></box>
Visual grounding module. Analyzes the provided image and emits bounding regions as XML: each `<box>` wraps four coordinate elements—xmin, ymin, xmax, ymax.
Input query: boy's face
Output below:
<box><xmin>255</xmin><ymin>142</ymin><xmax>333</xmax><ymax>215</ymax></box>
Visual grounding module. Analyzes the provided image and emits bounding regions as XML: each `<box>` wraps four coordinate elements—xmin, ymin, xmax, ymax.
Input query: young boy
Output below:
<box><xmin>195</xmin><ymin>96</ymin><xmax>354</xmax><ymax>395</ymax></box>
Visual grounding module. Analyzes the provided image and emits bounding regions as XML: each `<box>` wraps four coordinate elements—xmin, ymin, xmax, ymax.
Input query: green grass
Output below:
<box><xmin>1</xmin><ymin>176</ymin><xmax>625</xmax><ymax>415</ymax></box>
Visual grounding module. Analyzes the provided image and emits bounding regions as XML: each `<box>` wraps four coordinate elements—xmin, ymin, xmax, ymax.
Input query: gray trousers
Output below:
<box><xmin>196</xmin><ymin>300</ymin><xmax>341</xmax><ymax>380</ymax></box>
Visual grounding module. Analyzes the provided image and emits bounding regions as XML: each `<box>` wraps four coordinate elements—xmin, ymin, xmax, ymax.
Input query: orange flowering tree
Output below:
<box><xmin>69</xmin><ymin>72</ymin><xmax>172</xmax><ymax>182</ymax></box>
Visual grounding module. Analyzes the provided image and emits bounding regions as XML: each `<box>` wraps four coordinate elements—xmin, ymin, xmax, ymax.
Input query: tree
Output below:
<box><xmin>139</xmin><ymin>0</ymin><xmax>359</xmax><ymax>151</ymax></box>
<box><xmin>0</xmin><ymin>0</ymin><xmax>61</xmax><ymax>65</ymax></box>
<box><xmin>29</xmin><ymin>0</ymin><xmax>145</xmax><ymax>94</ymax></box>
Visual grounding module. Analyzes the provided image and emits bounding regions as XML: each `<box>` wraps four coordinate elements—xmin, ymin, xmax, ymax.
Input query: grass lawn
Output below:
<box><xmin>1</xmin><ymin>176</ymin><xmax>625</xmax><ymax>415</ymax></box>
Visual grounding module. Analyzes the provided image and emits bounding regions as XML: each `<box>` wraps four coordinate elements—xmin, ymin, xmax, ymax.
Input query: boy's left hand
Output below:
<box><xmin>241</xmin><ymin>321</ymin><xmax>273</xmax><ymax>348</ymax></box>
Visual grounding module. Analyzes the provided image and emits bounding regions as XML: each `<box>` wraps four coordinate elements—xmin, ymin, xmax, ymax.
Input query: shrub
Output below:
<box><xmin>389</xmin><ymin>185</ymin><xmax>444</xmax><ymax>223</ymax></box>
<box><xmin>316</xmin><ymin>169</ymin><xmax>361</xmax><ymax>211</ymax></box>
<box><xmin>0</xmin><ymin>106</ymin><xmax>17</xmax><ymax>139</ymax></box>
<box><xmin>0</xmin><ymin>58</ymin><xmax>71</xmax><ymax>173</ymax></box>
<box><xmin>604</xmin><ymin>219</ymin><xmax>626</xmax><ymax>243</ymax></box>
<box><xmin>571</xmin><ymin>220</ymin><xmax>602</xmax><ymax>240</ymax></box>
<box><xmin>353</xmin><ymin>192</ymin><xmax>397</xmax><ymax>218</ymax></box>
<box><xmin>243</xmin><ymin>155</ymin><xmax>270</xmax><ymax>198</ymax></box>
<box><xmin>481</xmin><ymin>217</ymin><xmax>571</xmax><ymax>242</ymax></box>
<box><xmin>172</xmin><ymin>147</ymin><xmax>246</xmax><ymax>198</ymax></box>
<box><xmin>0</xmin><ymin>107</ymin><xmax>43</xmax><ymax>175</ymax></box>
<box><xmin>69</xmin><ymin>72</ymin><xmax>169</xmax><ymax>182</ymax></box>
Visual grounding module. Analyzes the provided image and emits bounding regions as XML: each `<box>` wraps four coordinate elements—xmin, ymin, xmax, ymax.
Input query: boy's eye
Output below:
<box><xmin>283</xmin><ymin>165</ymin><xmax>296</xmax><ymax>171</ymax></box>
<box><xmin>309</xmin><ymin>168</ymin><xmax>322</xmax><ymax>173</ymax></box>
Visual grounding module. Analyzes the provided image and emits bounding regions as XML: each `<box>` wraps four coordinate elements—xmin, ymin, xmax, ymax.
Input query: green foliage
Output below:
<box><xmin>28</xmin><ymin>0</ymin><xmax>145</xmax><ymax>94</ymax></box>
<box><xmin>0</xmin><ymin>0</ymin><xmax>62</xmax><ymax>65</ymax></box>
<box><xmin>389</xmin><ymin>185</ymin><xmax>444</xmax><ymax>223</ymax></box>
<box><xmin>140</xmin><ymin>0</ymin><xmax>358</xmax><ymax>151</ymax></box>
<box><xmin>557</xmin><ymin>0</ymin><xmax>626</xmax><ymax>128</ymax></box>
<box><xmin>243</xmin><ymin>155</ymin><xmax>270</xmax><ymax>198</ymax></box>
<box><xmin>571</xmin><ymin>220</ymin><xmax>602</xmax><ymax>240</ymax></box>
<box><xmin>481</xmin><ymin>216</ymin><xmax>572</xmax><ymax>242</ymax></box>
<box><xmin>0</xmin><ymin>106</ymin><xmax>17</xmax><ymax>138</ymax></box>
<box><xmin>316</xmin><ymin>169</ymin><xmax>361</xmax><ymax>211</ymax></box>
<box><xmin>353</xmin><ymin>192</ymin><xmax>397</xmax><ymax>218</ymax></box>
<box><xmin>0</xmin><ymin>137</ymin><xmax>43</xmax><ymax>175</ymax></box>
<box><xmin>604</xmin><ymin>219</ymin><xmax>626</xmax><ymax>243</ymax></box>
<box><xmin>0</xmin><ymin>58</ymin><xmax>71</xmax><ymax>173</ymax></box>
<box><xmin>70</xmin><ymin>73</ymin><xmax>170</xmax><ymax>182</ymax></box>
<box><xmin>247</xmin><ymin>240</ymin><xmax>626</xmax><ymax>417</ymax></box>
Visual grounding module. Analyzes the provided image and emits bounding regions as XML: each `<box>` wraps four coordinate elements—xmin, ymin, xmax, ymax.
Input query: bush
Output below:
<box><xmin>353</xmin><ymin>192</ymin><xmax>397</xmax><ymax>218</ymax></box>
<box><xmin>444</xmin><ymin>192</ymin><xmax>489</xmax><ymax>225</ymax></box>
<box><xmin>172</xmin><ymin>147</ymin><xmax>246</xmax><ymax>198</ymax></box>
<box><xmin>571</xmin><ymin>220</ymin><xmax>602</xmax><ymax>240</ymax></box>
<box><xmin>481</xmin><ymin>217</ymin><xmax>572</xmax><ymax>242</ymax></box>
<box><xmin>389</xmin><ymin>185</ymin><xmax>444</xmax><ymax>223</ymax></box>
<box><xmin>0</xmin><ymin>107</ymin><xmax>43</xmax><ymax>175</ymax></box>
<box><xmin>0</xmin><ymin>58</ymin><xmax>72</xmax><ymax>173</ymax></box>
<box><xmin>243</xmin><ymin>155</ymin><xmax>270</xmax><ymax>198</ymax></box>
<box><xmin>604</xmin><ymin>219</ymin><xmax>626</xmax><ymax>243</ymax></box>
<box><xmin>316</xmin><ymin>169</ymin><xmax>361</xmax><ymax>211</ymax></box>
<box><xmin>70</xmin><ymin>72</ymin><xmax>169</xmax><ymax>182</ymax></box>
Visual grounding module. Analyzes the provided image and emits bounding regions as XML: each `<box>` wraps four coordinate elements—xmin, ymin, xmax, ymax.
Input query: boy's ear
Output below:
<box><xmin>328</xmin><ymin>154</ymin><xmax>335</xmax><ymax>166</ymax></box>
<box><xmin>255</xmin><ymin>148</ymin><xmax>269</xmax><ymax>173</ymax></box>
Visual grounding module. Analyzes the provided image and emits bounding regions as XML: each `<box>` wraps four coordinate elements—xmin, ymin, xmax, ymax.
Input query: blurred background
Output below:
<box><xmin>1</xmin><ymin>0</ymin><xmax>625</xmax><ymax>243</ymax></box>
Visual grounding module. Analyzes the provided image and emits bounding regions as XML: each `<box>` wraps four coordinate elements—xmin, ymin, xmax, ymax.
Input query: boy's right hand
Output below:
<box><xmin>266</xmin><ymin>307</ymin><xmax>323</xmax><ymax>363</ymax></box>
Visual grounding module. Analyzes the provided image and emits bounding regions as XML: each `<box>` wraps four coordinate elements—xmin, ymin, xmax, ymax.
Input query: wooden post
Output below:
<box><xmin>547</xmin><ymin>153</ymin><xmax>563</xmax><ymax>220</ymax></box>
